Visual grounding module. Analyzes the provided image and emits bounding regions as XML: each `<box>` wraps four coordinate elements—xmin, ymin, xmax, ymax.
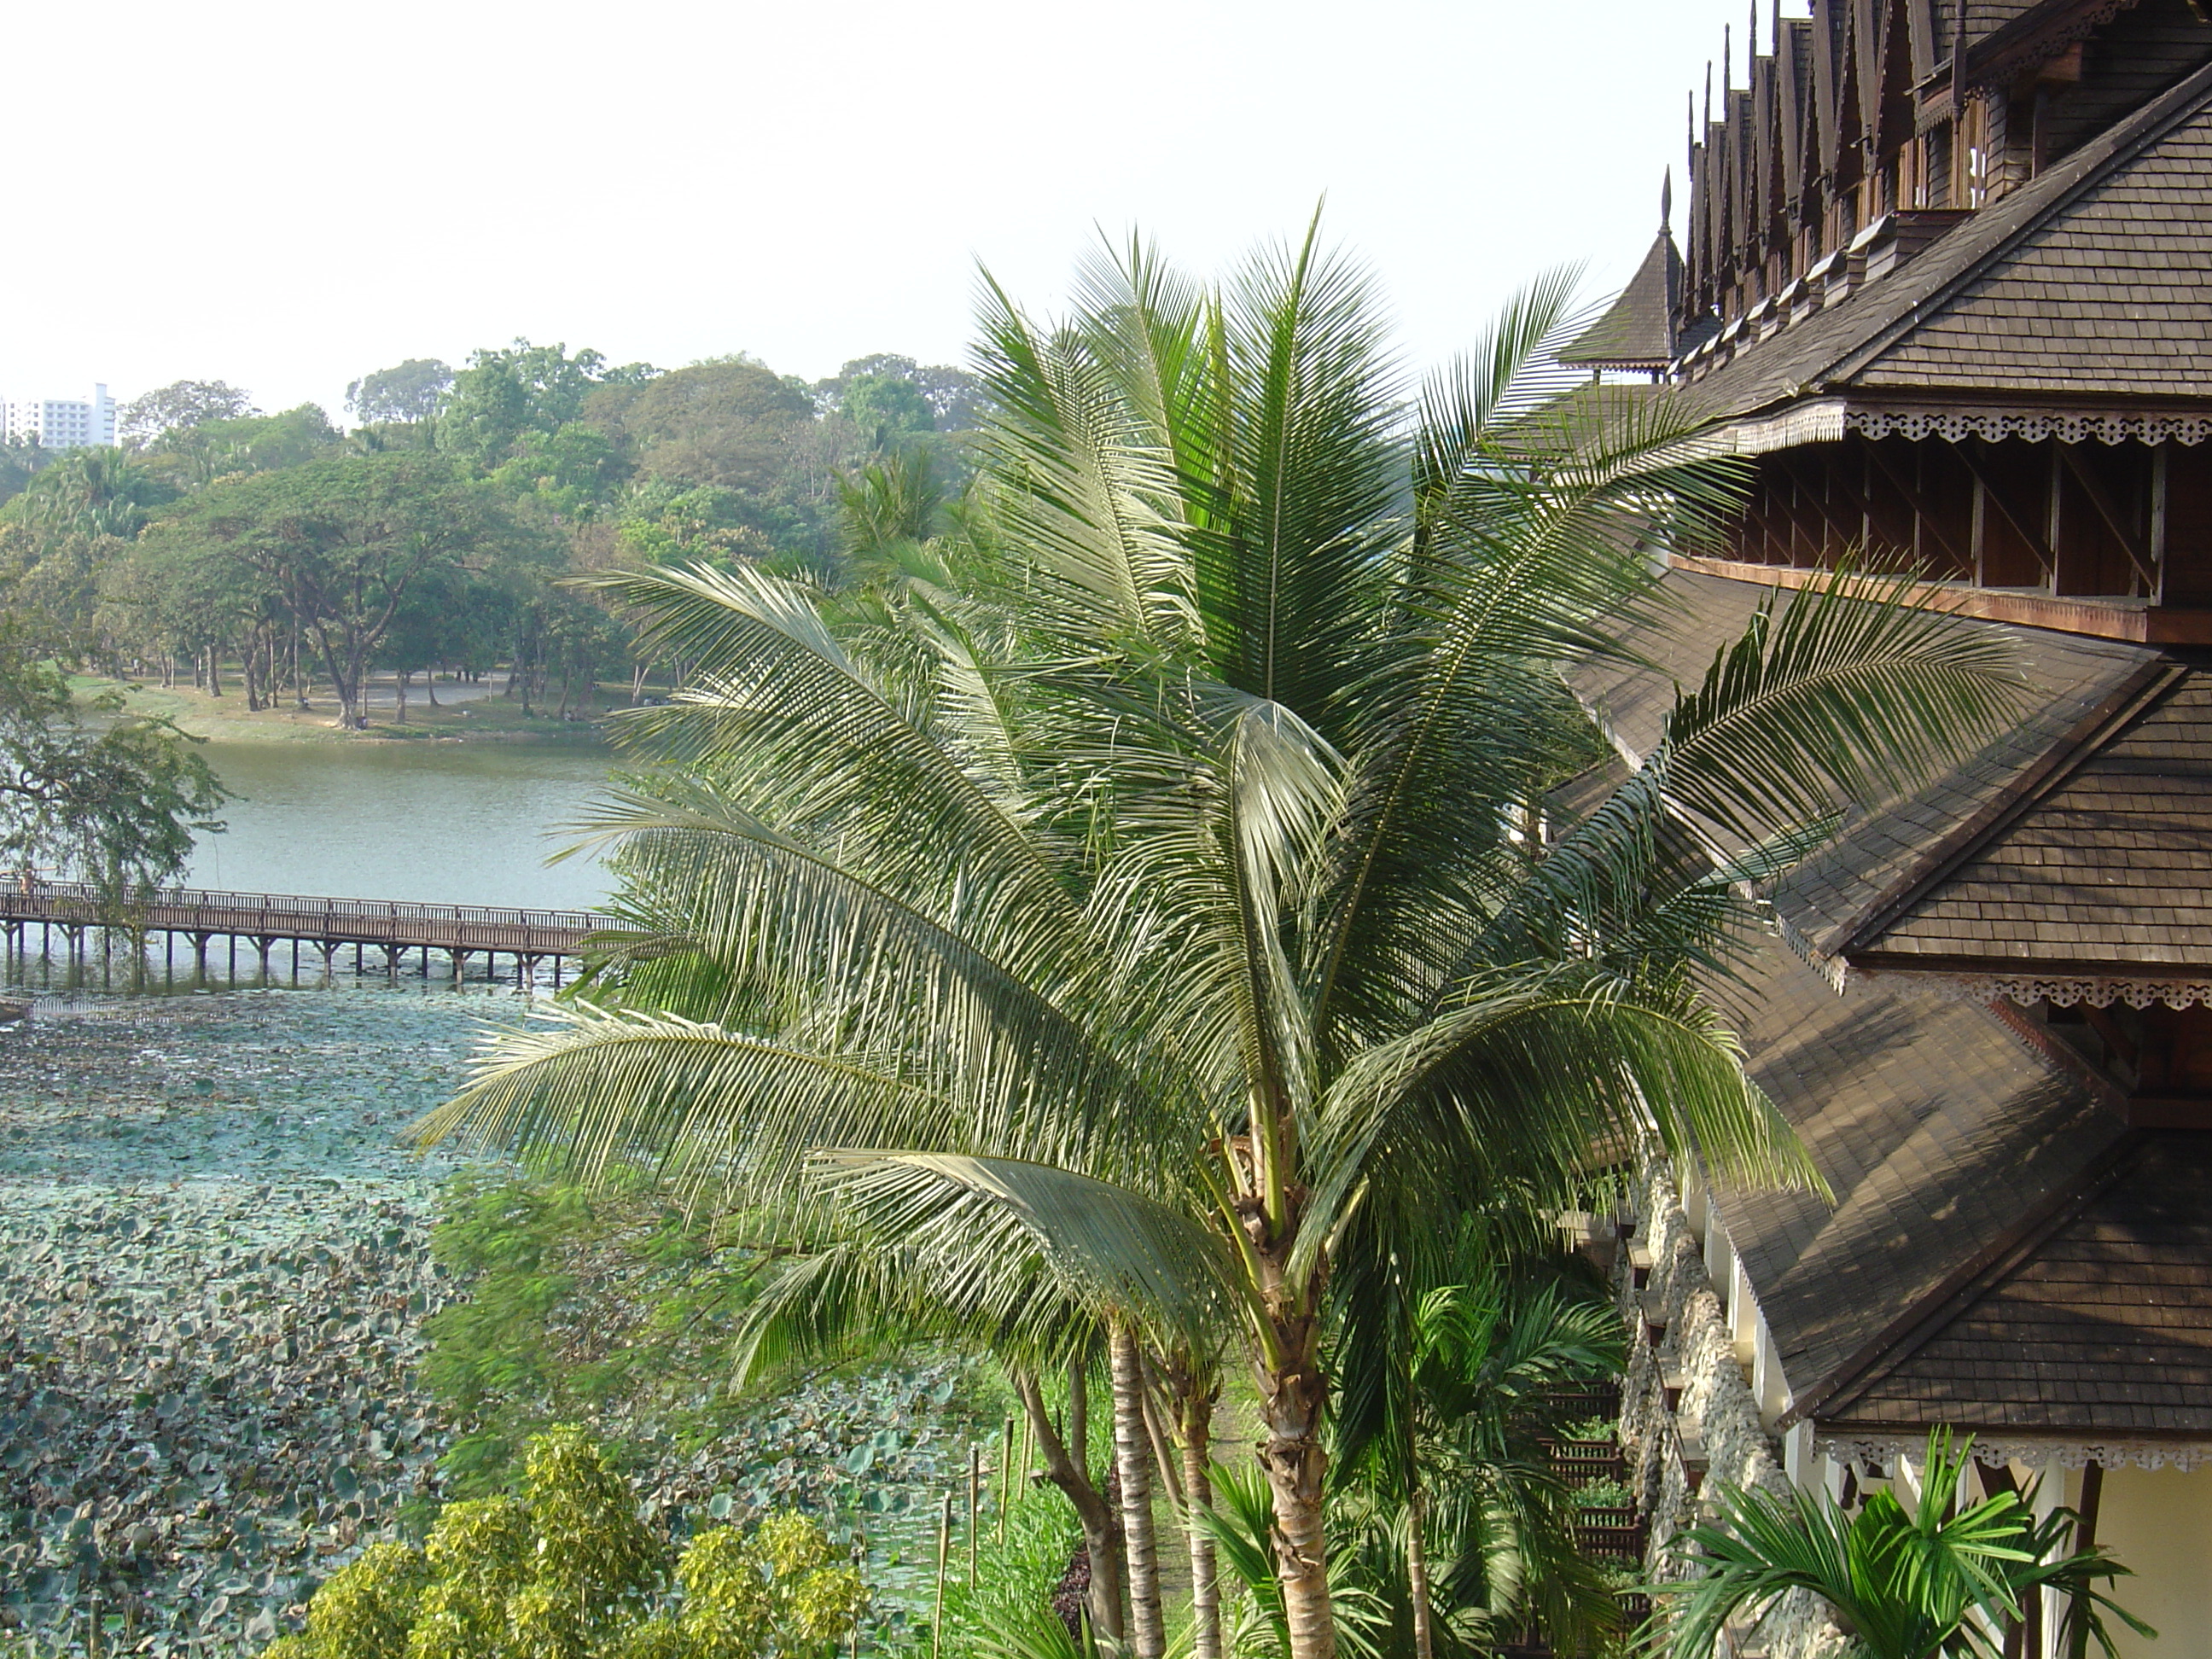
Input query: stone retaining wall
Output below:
<box><xmin>1618</xmin><ymin>1157</ymin><xmax>1848</xmax><ymax>1659</ymax></box>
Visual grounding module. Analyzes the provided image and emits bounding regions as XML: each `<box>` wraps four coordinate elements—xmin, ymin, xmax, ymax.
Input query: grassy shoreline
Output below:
<box><xmin>78</xmin><ymin>674</ymin><xmax>619</xmax><ymax>749</ymax></box>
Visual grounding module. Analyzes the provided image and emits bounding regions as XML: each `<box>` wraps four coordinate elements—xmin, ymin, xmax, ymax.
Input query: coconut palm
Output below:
<box><xmin>1653</xmin><ymin>1431</ymin><xmax>2150</xmax><ymax>1659</ymax></box>
<box><xmin>420</xmin><ymin>222</ymin><xmax>2026</xmax><ymax>1659</ymax></box>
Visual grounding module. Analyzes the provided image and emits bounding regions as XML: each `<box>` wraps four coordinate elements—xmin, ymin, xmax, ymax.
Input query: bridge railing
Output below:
<box><xmin>0</xmin><ymin>879</ymin><xmax>628</xmax><ymax>950</ymax></box>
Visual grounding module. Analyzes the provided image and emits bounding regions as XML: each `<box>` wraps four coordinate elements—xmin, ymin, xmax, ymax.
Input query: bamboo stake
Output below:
<box><xmin>934</xmin><ymin>1490</ymin><xmax>952</xmax><ymax>1659</ymax></box>
<box><xmin>999</xmin><ymin>1413</ymin><xmax>1016</xmax><ymax>1543</ymax></box>
<box><xmin>969</xmin><ymin>1442</ymin><xmax>981</xmax><ymax>1589</ymax></box>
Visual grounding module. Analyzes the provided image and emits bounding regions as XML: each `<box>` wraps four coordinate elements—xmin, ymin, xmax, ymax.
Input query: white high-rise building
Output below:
<box><xmin>0</xmin><ymin>385</ymin><xmax>118</xmax><ymax>450</ymax></box>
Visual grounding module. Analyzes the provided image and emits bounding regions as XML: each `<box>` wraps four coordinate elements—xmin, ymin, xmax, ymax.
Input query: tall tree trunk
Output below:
<box><xmin>205</xmin><ymin>645</ymin><xmax>223</xmax><ymax>698</ymax></box>
<box><xmin>1014</xmin><ymin>1369</ymin><xmax>1124</xmax><ymax>1644</ymax></box>
<box><xmin>1406</xmin><ymin>1489</ymin><xmax>1434</xmax><ymax>1659</ymax></box>
<box><xmin>1176</xmin><ymin>1373</ymin><xmax>1223</xmax><ymax>1659</ymax></box>
<box><xmin>1110</xmin><ymin>1324</ymin><xmax>1166</xmax><ymax>1659</ymax></box>
<box><xmin>423</xmin><ymin>666</ymin><xmax>439</xmax><ymax>708</ymax></box>
<box><xmin>1258</xmin><ymin>1307</ymin><xmax>1335</xmax><ymax>1659</ymax></box>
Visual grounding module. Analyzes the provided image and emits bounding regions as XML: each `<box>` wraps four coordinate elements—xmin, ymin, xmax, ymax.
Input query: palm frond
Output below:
<box><xmin>815</xmin><ymin>1150</ymin><xmax>1242</xmax><ymax>1350</ymax></box>
<box><xmin>1656</xmin><ymin>570</ymin><xmax>2030</xmax><ymax>845</ymax></box>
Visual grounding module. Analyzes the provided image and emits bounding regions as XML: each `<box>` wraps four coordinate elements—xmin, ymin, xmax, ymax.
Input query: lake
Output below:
<box><xmin>183</xmin><ymin>738</ymin><xmax>617</xmax><ymax>911</ymax></box>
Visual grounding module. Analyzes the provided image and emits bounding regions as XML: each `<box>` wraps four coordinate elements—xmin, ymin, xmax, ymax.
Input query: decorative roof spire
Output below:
<box><xmin>1749</xmin><ymin>1</ymin><xmax>1758</xmax><ymax>66</ymax></box>
<box><xmin>1662</xmin><ymin>167</ymin><xmax>1674</xmax><ymax>236</ymax></box>
<box><xmin>1951</xmin><ymin>3</ymin><xmax>1968</xmax><ymax>112</ymax></box>
<box><xmin>1724</xmin><ymin>21</ymin><xmax>1732</xmax><ymax>90</ymax></box>
<box><xmin>1705</xmin><ymin>59</ymin><xmax>1714</xmax><ymax>127</ymax></box>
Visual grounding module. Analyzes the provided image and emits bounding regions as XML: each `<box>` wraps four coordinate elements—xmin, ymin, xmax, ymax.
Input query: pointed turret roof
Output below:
<box><xmin>1560</xmin><ymin>192</ymin><xmax>1685</xmax><ymax>374</ymax></box>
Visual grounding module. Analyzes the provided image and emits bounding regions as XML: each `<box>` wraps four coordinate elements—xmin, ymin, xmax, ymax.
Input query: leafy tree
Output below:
<box><xmin>0</xmin><ymin>447</ymin><xmax>166</xmax><ymax>539</ymax></box>
<box><xmin>444</xmin><ymin>341</ymin><xmax>657</xmax><ymax>464</ymax></box>
<box><xmin>346</xmin><ymin>358</ymin><xmax>455</xmax><ymax>427</ymax></box>
<box><xmin>138</xmin><ymin>453</ymin><xmax>533</xmax><ymax>727</ymax></box>
<box><xmin>266</xmin><ymin>1427</ymin><xmax>864</xmax><ymax>1659</ymax></box>
<box><xmin>119</xmin><ymin>379</ymin><xmax>256</xmax><ymax>445</ymax></box>
<box><xmin>835</xmin><ymin>373</ymin><xmax>935</xmax><ymax>450</ymax></box>
<box><xmin>0</xmin><ymin>434</ymin><xmax>49</xmax><ymax>507</ymax></box>
<box><xmin>1652</xmin><ymin>1431</ymin><xmax>2150</xmax><ymax>1659</ymax></box>
<box><xmin>816</xmin><ymin>355</ymin><xmax>987</xmax><ymax>431</ymax></box>
<box><xmin>602</xmin><ymin>358</ymin><xmax>817</xmax><ymax>495</ymax></box>
<box><xmin>422</xmin><ymin>231</ymin><xmax>2027</xmax><ymax>1659</ymax></box>
<box><xmin>0</xmin><ymin>619</ymin><xmax>225</xmax><ymax>891</ymax></box>
<box><xmin>137</xmin><ymin>403</ymin><xmax>345</xmax><ymax>491</ymax></box>
<box><xmin>489</xmin><ymin>422</ymin><xmax>630</xmax><ymax>518</ymax></box>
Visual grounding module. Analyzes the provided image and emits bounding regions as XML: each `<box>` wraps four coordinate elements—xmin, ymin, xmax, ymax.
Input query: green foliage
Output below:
<box><xmin>267</xmin><ymin>1428</ymin><xmax>864</xmax><ymax>1659</ymax></box>
<box><xmin>120</xmin><ymin>379</ymin><xmax>257</xmax><ymax>445</ymax></box>
<box><xmin>934</xmin><ymin>1483</ymin><xmax>1080</xmax><ymax>1659</ymax></box>
<box><xmin>0</xmin><ymin>619</ymin><xmax>226</xmax><ymax>890</ymax></box>
<box><xmin>422</xmin><ymin>1169</ymin><xmax>768</xmax><ymax>1496</ymax></box>
<box><xmin>443</xmin><ymin>341</ymin><xmax>657</xmax><ymax>465</ymax></box>
<box><xmin>2</xmin><ymin>446</ymin><xmax>168</xmax><ymax>538</ymax></box>
<box><xmin>1652</xmin><ymin>1431</ymin><xmax>2152</xmax><ymax>1659</ymax></box>
<box><xmin>348</xmin><ymin>359</ymin><xmax>455</xmax><ymax>428</ymax></box>
<box><xmin>139</xmin><ymin>403</ymin><xmax>345</xmax><ymax>487</ymax></box>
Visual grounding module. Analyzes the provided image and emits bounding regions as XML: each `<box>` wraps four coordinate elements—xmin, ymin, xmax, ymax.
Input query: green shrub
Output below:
<box><xmin>265</xmin><ymin>1427</ymin><xmax>864</xmax><ymax>1659</ymax></box>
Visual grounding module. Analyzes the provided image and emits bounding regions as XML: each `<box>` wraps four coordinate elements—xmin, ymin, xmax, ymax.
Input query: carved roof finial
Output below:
<box><xmin>1662</xmin><ymin>167</ymin><xmax>1674</xmax><ymax>236</ymax></box>
<box><xmin>1749</xmin><ymin>1</ymin><xmax>1758</xmax><ymax>65</ymax></box>
<box><xmin>1724</xmin><ymin>21</ymin><xmax>1732</xmax><ymax>90</ymax></box>
<box><xmin>1705</xmin><ymin>59</ymin><xmax>1714</xmax><ymax>127</ymax></box>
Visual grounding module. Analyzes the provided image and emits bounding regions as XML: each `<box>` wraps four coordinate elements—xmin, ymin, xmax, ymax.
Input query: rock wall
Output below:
<box><xmin>1617</xmin><ymin>1158</ymin><xmax>1849</xmax><ymax>1659</ymax></box>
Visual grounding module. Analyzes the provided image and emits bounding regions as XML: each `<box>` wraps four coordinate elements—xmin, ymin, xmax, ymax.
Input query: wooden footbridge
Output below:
<box><xmin>0</xmin><ymin>879</ymin><xmax>631</xmax><ymax>987</ymax></box>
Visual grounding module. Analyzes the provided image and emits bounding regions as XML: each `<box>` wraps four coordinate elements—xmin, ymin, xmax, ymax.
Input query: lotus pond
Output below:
<box><xmin>0</xmin><ymin>983</ymin><xmax>998</xmax><ymax>1656</ymax></box>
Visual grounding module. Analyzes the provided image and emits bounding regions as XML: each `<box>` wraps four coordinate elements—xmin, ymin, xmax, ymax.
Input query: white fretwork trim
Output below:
<box><xmin>1858</xmin><ymin>967</ymin><xmax>2212</xmax><ymax>1010</ymax></box>
<box><xmin>1847</xmin><ymin>407</ymin><xmax>2212</xmax><ymax>447</ymax></box>
<box><xmin>1819</xmin><ymin>1433</ymin><xmax>2212</xmax><ymax>1472</ymax></box>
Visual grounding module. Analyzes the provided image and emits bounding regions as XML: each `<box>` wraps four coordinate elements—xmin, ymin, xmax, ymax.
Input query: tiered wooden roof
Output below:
<box><xmin>1674</xmin><ymin>0</ymin><xmax>2212</xmax><ymax>440</ymax></box>
<box><xmin>1576</xmin><ymin>573</ymin><xmax>2212</xmax><ymax>1455</ymax></box>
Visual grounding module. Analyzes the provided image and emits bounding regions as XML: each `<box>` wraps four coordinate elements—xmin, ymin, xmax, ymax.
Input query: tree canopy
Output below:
<box><xmin>420</xmin><ymin>226</ymin><xmax>2029</xmax><ymax>1659</ymax></box>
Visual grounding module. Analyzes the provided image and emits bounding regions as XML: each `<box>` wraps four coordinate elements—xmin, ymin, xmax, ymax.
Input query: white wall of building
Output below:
<box><xmin>0</xmin><ymin>384</ymin><xmax>117</xmax><ymax>449</ymax></box>
<box><xmin>2091</xmin><ymin>1463</ymin><xmax>2212</xmax><ymax>1659</ymax></box>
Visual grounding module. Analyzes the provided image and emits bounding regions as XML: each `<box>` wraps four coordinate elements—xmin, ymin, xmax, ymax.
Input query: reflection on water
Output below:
<box><xmin>184</xmin><ymin>738</ymin><xmax>616</xmax><ymax>910</ymax></box>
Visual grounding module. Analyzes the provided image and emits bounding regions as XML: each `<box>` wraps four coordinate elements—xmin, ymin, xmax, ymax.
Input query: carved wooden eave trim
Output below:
<box><xmin>1855</xmin><ymin>963</ymin><xmax>2212</xmax><ymax>1010</ymax></box>
<box><xmin>1696</xmin><ymin>396</ymin><xmax>2212</xmax><ymax>456</ymax></box>
<box><xmin>1960</xmin><ymin>0</ymin><xmax>2147</xmax><ymax>95</ymax></box>
<box><xmin>1848</xmin><ymin>403</ymin><xmax>2212</xmax><ymax>445</ymax></box>
<box><xmin>1816</xmin><ymin>1428</ymin><xmax>2212</xmax><ymax>1470</ymax></box>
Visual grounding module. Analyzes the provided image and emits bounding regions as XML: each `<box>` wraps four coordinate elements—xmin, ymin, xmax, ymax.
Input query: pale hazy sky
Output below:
<box><xmin>6</xmin><ymin>0</ymin><xmax>1761</xmax><ymax>419</ymax></box>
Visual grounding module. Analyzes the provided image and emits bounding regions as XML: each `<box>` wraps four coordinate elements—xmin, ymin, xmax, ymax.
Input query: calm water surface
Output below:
<box><xmin>183</xmin><ymin>738</ymin><xmax>616</xmax><ymax>911</ymax></box>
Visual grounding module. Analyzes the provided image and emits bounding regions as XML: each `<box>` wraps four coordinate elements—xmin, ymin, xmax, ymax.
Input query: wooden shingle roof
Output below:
<box><xmin>1682</xmin><ymin>55</ymin><xmax>2212</xmax><ymax>423</ymax></box>
<box><xmin>1561</xmin><ymin>232</ymin><xmax>1684</xmax><ymax>372</ymax></box>
<box><xmin>1705</xmin><ymin>935</ymin><xmax>2122</xmax><ymax>1406</ymax></box>
<box><xmin>1860</xmin><ymin>669</ymin><xmax>2212</xmax><ymax>972</ymax></box>
<box><xmin>1572</xmin><ymin>570</ymin><xmax>2165</xmax><ymax>961</ymax></box>
<box><xmin>1575</xmin><ymin>569</ymin><xmax>2212</xmax><ymax>1440</ymax></box>
<box><xmin>1816</xmin><ymin>1132</ymin><xmax>2212</xmax><ymax>1436</ymax></box>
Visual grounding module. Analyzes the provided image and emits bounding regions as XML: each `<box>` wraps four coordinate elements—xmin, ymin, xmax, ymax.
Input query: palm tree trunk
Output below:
<box><xmin>1258</xmin><ymin>1313</ymin><xmax>1336</xmax><ymax>1659</ymax></box>
<box><xmin>1406</xmin><ymin>1489</ymin><xmax>1434</xmax><ymax>1659</ymax></box>
<box><xmin>1178</xmin><ymin>1382</ymin><xmax>1223</xmax><ymax>1659</ymax></box>
<box><xmin>1109</xmin><ymin>1324</ymin><xmax>1167</xmax><ymax>1659</ymax></box>
<box><xmin>1015</xmin><ymin>1369</ymin><xmax>1125</xmax><ymax>1644</ymax></box>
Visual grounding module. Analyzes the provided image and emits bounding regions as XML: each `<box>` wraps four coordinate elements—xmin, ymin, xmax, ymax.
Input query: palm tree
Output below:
<box><xmin>1653</xmin><ymin>1431</ymin><xmax>2151</xmax><ymax>1659</ymax></box>
<box><xmin>422</xmin><ymin>222</ymin><xmax>2025</xmax><ymax>1659</ymax></box>
<box><xmin>1334</xmin><ymin>1250</ymin><xmax>1627</xmax><ymax>1659</ymax></box>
